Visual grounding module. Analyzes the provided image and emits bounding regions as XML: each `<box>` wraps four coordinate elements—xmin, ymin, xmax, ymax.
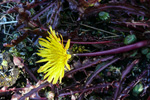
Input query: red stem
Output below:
<box><xmin>63</xmin><ymin>40</ymin><xmax>112</xmax><ymax>44</ymax></box>
<box><xmin>58</xmin><ymin>83</ymin><xmax>112</xmax><ymax>97</ymax></box>
<box><xmin>84</xmin><ymin>3</ymin><xmax>150</xmax><ymax>17</ymax></box>
<box><xmin>24</xmin><ymin>64</ymin><xmax>38</xmax><ymax>82</ymax></box>
<box><xmin>19</xmin><ymin>82</ymin><xmax>50</xmax><ymax>100</ymax></box>
<box><xmin>65</xmin><ymin>56</ymin><xmax>114</xmax><ymax>76</ymax></box>
<box><xmin>75</xmin><ymin>40</ymin><xmax>150</xmax><ymax>56</ymax></box>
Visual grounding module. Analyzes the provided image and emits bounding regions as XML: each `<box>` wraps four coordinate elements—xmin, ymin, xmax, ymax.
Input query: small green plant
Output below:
<box><xmin>132</xmin><ymin>83</ymin><xmax>143</xmax><ymax>96</ymax></box>
<box><xmin>98</xmin><ymin>11</ymin><xmax>110</xmax><ymax>20</ymax></box>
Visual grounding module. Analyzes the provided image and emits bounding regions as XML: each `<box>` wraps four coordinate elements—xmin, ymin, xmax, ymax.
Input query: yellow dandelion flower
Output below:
<box><xmin>36</xmin><ymin>26</ymin><xmax>71</xmax><ymax>84</ymax></box>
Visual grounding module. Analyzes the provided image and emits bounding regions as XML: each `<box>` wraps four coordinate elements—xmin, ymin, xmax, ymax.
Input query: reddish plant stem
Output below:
<box><xmin>114</xmin><ymin>59</ymin><xmax>139</xmax><ymax>100</ymax></box>
<box><xmin>24</xmin><ymin>64</ymin><xmax>38</xmax><ymax>82</ymax></box>
<box><xmin>0</xmin><ymin>88</ymin><xmax>23</xmax><ymax>97</ymax></box>
<box><xmin>63</xmin><ymin>40</ymin><xmax>112</xmax><ymax>44</ymax></box>
<box><xmin>65</xmin><ymin>56</ymin><xmax>114</xmax><ymax>76</ymax></box>
<box><xmin>78</xmin><ymin>58</ymin><xmax>120</xmax><ymax>100</ymax></box>
<box><xmin>121</xmin><ymin>59</ymin><xmax>139</xmax><ymax>80</ymax></box>
<box><xmin>75</xmin><ymin>40</ymin><xmax>150</xmax><ymax>56</ymax></box>
<box><xmin>85</xmin><ymin>57</ymin><xmax>120</xmax><ymax>86</ymax></box>
<box><xmin>78</xmin><ymin>57</ymin><xmax>119</xmax><ymax>100</ymax></box>
<box><xmin>84</xmin><ymin>3</ymin><xmax>150</xmax><ymax>17</ymax></box>
<box><xmin>19</xmin><ymin>82</ymin><xmax>50</xmax><ymax>100</ymax></box>
<box><xmin>118</xmin><ymin>70</ymin><xmax>148</xmax><ymax>100</ymax></box>
<box><xmin>58</xmin><ymin>83</ymin><xmax>112</xmax><ymax>97</ymax></box>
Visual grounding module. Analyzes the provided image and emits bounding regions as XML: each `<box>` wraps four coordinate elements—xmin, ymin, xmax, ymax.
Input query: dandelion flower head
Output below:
<box><xmin>36</xmin><ymin>26</ymin><xmax>71</xmax><ymax>84</ymax></box>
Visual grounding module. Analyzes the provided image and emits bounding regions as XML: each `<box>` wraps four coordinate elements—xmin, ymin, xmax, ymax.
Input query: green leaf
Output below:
<box><xmin>132</xmin><ymin>83</ymin><xmax>143</xmax><ymax>96</ymax></box>
<box><xmin>99</xmin><ymin>11</ymin><xmax>110</xmax><ymax>20</ymax></box>
<box><xmin>124</xmin><ymin>34</ymin><xmax>137</xmax><ymax>45</ymax></box>
<box><xmin>141</xmin><ymin>48</ymin><xmax>149</xmax><ymax>55</ymax></box>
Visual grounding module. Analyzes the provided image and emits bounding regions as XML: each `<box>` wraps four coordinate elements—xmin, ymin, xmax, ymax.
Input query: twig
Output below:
<box><xmin>0</xmin><ymin>21</ymin><xmax>17</xmax><ymax>25</ymax></box>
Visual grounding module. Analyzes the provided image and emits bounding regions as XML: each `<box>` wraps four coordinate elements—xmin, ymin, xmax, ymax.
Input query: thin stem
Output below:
<box><xmin>118</xmin><ymin>70</ymin><xmax>148</xmax><ymax>100</ymax></box>
<box><xmin>114</xmin><ymin>59</ymin><xmax>139</xmax><ymax>100</ymax></box>
<box><xmin>24</xmin><ymin>64</ymin><xmax>38</xmax><ymax>82</ymax></box>
<box><xmin>121</xmin><ymin>59</ymin><xmax>139</xmax><ymax>80</ymax></box>
<box><xmin>19</xmin><ymin>82</ymin><xmax>50</xmax><ymax>100</ymax></box>
<box><xmin>59</xmin><ymin>83</ymin><xmax>112</xmax><ymax>97</ymax></box>
<box><xmin>31</xmin><ymin>2</ymin><xmax>55</xmax><ymax>20</ymax></box>
<box><xmin>75</xmin><ymin>40</ymin><xmax>150</xmax><ymax>56</ymax></box>
<box><xmin>84</xmin><ymin>3</ymin><xmax>150</xmax><ymax>17</ymax></box>
<box><xmin>85</xmin><ymin>57</ymin><xmax>120</xmax><ymax>86</ymax></box>
<box><xmin>80</xmin><ymin>23</ymin><xmax>118</xmax><ymax>36</ymax></box>
<box><xmin>0</xmin><ymin>21</ymin><xmax>17</xmax><ymax>25</ymax></box>
<box><xmin>0</xmin><ymin>88</ymin><xmax>23</xmax><ymax>97</ymax></box>
<box><xmin>78</xmin><ymin>57</ymin><xmax>119</xmax><ymax>100</ymax></box>
<box><xmin>63</xmin><ymin>40</ymin><xmax>112</xmax><ymax>44</ymax></box>
<box><xmin>65</xmin><ymin>56</ymin><xmax>114</xmax><ymax>76</ymax></box>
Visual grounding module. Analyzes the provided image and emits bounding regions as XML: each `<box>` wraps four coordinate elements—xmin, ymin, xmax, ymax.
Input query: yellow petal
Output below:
<box><xmin>38</xmin><ymin>62</ymin><xmax>56</xmax><ymax>73</ymax></box>
<box><xmin>65</xmin><ymin>39</ymin><xmax>70</xmax><ymax>50</ymax></box>
<box><xmin>36</xmin><ymin>59</ymin><xmax>50</xmax><ymax>63</ymax></box>
<box><xmin>65</xmin><ymin>63</ymin><xmax>70</xmax><ymax>70</ymax></box>
<box><xmin>53</xmin><ymin>70</ymin><xmax>60</xmax><ymax>84</ymax></box>
<box><xmin>59</xmin><ymin>69</ymin><xmax>64</xmax><ymax>83</ymax></box>
<box><xmin>47</xmin><ymin>75</ymin><xmax>54</xmax><ymax>83</ymax></box>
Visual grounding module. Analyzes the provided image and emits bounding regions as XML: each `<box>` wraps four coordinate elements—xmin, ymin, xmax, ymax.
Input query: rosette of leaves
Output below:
<box><xmin>0</xmin><ymin>52</ymin><xmax>19</xmax><ymax>87</ymax></box>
